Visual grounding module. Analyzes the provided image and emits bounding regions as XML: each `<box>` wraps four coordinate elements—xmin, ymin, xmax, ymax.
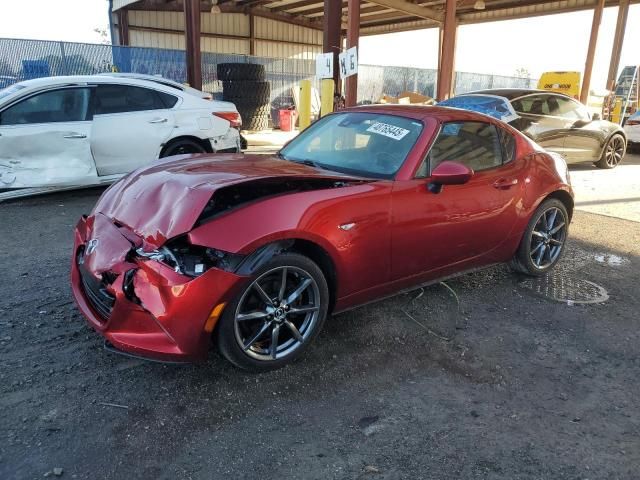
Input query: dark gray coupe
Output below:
<box><xmin>440</xmin><ymin>89</ymin><xmax>627</xmax><ymax>169</ymax></box>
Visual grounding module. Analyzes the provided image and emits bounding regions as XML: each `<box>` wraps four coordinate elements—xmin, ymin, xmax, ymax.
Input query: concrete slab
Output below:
<box><xmin>569</xmin><ymin>152</ymin><xmax>640</xmax><ymax>223</ymax></box>
<box><xmin>243</xmin><ymin>129</ymin><xmax>299</xmax><ymax>146</ymax></box>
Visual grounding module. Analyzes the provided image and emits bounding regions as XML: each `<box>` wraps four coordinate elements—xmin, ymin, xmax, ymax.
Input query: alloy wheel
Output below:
<box><xmin>529</xmin><ymin>206</ymin><xmax>567</xmax><ymax>270</ymax></box>
<box><xmin>234</xmin><ymin>266</ymin><xmax>321</xmax><ymax>361</ymax></box>
<box><xmin>605</xmin><ymin>136</ymin><xmax>625</xmax><ymax>167</ymax></box>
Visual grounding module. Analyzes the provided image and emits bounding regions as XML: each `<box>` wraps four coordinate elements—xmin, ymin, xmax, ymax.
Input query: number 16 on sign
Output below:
<box><xmin>339</xmin><ymin>47</ymin><xmax>358</xmax><ymax>79</ymax></box>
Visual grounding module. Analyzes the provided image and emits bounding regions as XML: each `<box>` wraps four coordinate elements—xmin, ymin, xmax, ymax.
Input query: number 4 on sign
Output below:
<box><xmin>339</xmin><ymin>47</ymin><xmax>358</xmax><ymax>79</ymax></box>
<box><xmin>315</xmin><ymin>52</ymin><xmax>334</xmax><ymax>79</ymax></box>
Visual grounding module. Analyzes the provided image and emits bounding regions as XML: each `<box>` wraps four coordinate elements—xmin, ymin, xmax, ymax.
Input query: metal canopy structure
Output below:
<box><xmin>114</xmin><ymin>0</ymin><xmax>639</xmax><ymax>36</ymax></box>
<box><xmin>111</xmin><ymin>0</ymin><xmax>637</xmax><ymax>107</ymax></box>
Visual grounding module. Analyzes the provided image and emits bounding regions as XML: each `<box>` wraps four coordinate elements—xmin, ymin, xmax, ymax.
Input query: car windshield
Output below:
<box><xmin>0</xmin><ymin>84</ymin><xmax>25</xmax><ymax>101</ymax></box>
<box><xmin>279</xmin><ymin>112</ymin><xmax>423</xmax><ymax>179</ymax></box>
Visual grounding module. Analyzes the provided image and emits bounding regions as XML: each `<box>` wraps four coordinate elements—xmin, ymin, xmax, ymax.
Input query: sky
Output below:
<box><xmin>0</xmin><ymin>0</ymin><xmax>638</xmax><ymax>91</ymax></box>
<box><xmin>360</xmin><ymin>5</ymin><xmax>640</xmax><ymax>91</ymax></box>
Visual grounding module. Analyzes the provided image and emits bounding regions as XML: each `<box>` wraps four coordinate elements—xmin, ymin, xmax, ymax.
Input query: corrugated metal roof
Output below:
<box><xmin>120</xmin><ymin>0</ymin><xmax>640</xmax><ymax>35</ymax></box>
<box><xmin>113</xmin><ymin>0</ymin><xmax>140</xmax><ymax>11</ymax></box>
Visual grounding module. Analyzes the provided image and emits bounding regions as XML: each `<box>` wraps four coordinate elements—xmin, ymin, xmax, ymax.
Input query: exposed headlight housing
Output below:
<box><xmin>136</xmin><ymin>238</ymin><xmax>243</xmax><ymax>277</ymax></box>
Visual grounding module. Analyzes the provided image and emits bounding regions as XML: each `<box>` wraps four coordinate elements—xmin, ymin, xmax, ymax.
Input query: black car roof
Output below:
<box><xmin>463</xmin><ymin>88</ymin><xmax>571</xmax><ymax>100</ymax></box>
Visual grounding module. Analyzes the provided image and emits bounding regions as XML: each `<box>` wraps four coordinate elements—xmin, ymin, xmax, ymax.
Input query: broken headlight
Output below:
<box><xmin>135</xmin><ymin>238</ymin><xmax>243</xmax><ymax>277</ymax></box>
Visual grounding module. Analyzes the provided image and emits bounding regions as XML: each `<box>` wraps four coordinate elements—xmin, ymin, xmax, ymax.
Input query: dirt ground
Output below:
<box><xmin>1</xmin><ymin>165</ymin><xmax>639</xmax><ymax>479</ymax></box>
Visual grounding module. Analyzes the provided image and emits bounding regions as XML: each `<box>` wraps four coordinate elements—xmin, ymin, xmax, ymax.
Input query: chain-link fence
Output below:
<box><xmin>358</xmin><ymin>64</ymin><xmax>536</xmax><ymax>103</ymax></box>
<box><xmin>0</xmin><ymin>37</ymin><xmax>536</xmax><ymax>121</ymax></box>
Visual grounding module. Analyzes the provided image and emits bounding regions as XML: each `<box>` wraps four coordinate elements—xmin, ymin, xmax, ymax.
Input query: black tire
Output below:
<box><xmin>217</xmin><ymin>63</ymin><xmax>266</xmax><ymax>82</ymax></box>
<box><xmin>242</xmin><ymin>114</ymin><xmax>270</xmax><ymax>132</ymax></box>
<box><xmin>239</xmin><ymin>106</ymin><xmax>271</xmax><ymax>119</ymax></box>
<box><xmin>228</xmin><ymin>101</ymin><xmax>270</xmax><ymax>115</ymax></box>
<box><xmin>510</xmin><ymin>198</ymin><xmax>569</xmax><ymax>276</ymax></box>
<box><xmin>160</xmin><ymin>138</ymin><xmax>208</xmax><ymax>158</ymax></box>
<box><xmin>222</xmin><ymin>81</ymin><xmax>271</xmax><ymax>103</ymax></box>
<box><xmin>595</xmin><ymin>133</ymin><xmax>626</xmax><ymax>169</ymax></box>
<box><xmin>216</xmin><ymin>253</ymin><xmax>329</xmax><ymax>371</ymax></box>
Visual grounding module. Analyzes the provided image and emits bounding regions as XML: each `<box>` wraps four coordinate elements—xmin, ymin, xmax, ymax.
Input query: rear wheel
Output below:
<box><xmin>510</xmin><ymin>198</ymin><xmax>569</xmax><ymax>276</ymax></box>
<box><xmin>160</xmin><ymin>139</ymin><xmax>207</xmax><ymax>158</ymax></box>
<box><xmin>595</xmin><ymin>134</ymin><xmax>625</xmax><ymax>169</ymax></box>
<box><xmin>216</xmin><ymin>253</ymin><xmax>329</xmax><ymax>371</ymax></box>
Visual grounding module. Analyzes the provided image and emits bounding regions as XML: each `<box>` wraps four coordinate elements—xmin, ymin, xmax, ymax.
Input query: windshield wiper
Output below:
<box><xmin>284</xmin><ymin>156</ymin><xmax>325</xmax><ymax>169</ymax></box>
<box><xmin>298</xmin><ymin>159</ymin><xmax>322</xmax><ymax>168</ymax></box>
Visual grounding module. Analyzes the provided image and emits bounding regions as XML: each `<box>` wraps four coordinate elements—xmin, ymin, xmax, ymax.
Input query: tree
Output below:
<box><xmin>514</xmin><ymin>67</ymin><xmax>531</xmax><ymax>79</ymax></box>
<box><xmin>94</xmin><ymin>27</ymin><xmax>111</xmax><ymax>45</ymax></box>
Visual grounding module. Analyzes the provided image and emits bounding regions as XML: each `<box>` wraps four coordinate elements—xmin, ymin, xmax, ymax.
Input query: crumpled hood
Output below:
<box><xmin>93</xmin><ymin>153</ymin><xmax>357</xmax><ymax>247</ymax></box>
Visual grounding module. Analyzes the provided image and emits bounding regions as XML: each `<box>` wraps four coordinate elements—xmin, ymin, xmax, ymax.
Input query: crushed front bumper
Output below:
<box><xmin>70</xmin><ymin>214</ymin><xmax>246</xmax><ymax>362</ymax></box>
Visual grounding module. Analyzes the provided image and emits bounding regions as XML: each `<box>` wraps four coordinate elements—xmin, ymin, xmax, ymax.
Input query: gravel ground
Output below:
<box><xmin>1</xmin><ymin>184</ymin><xmax>639</xmax><ymax>480</ymax></box>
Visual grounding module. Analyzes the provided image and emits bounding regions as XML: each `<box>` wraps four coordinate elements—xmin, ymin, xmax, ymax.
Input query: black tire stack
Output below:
<box><xmin>218</xmin><ymin>63</ymin><xmax>271</xmax><ymax>132</ymax></box>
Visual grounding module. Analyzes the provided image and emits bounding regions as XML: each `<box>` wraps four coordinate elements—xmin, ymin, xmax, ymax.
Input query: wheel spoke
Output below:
<box><xmin>253</xmin><ymin>282</ymin><xmax>274</xmax><ymax>306</ymax></box>
<box><xmin>284</xmin><ymin>320</ymin><xmax>304</xmax><ymax>342</ymax></box>
<box><xmin>532</xmin><ymin>230</ymin><xmax>545</xmax><ymax>238</ymax></box>
<box><xmin>547</xmin><ymin>209</ymin><xmax>558</xmax><ymax>230</ymax></box>
<box><xmin>531</xmin><ymin>242</ymin><xmax>544</xmax><ymax>256</ymax></box>
<box><xmin>535</xmin><ymin>243</ymin><xmax>546</xmax><ymax>266</ymax></box>
<box><xmin>270</xmin><ymin>324</ymin><xmax>281</xmax><ymax>359</ymax></box>
<box><xmin>549</xmin><ymin>222</ymin><xmax>565</xmax><ymax>235</ymax></box>
<box><xmin>289</xmin><ymin>305</ymin><xmax>320</xmax><ymax>315</ymax></box>
<box><xmin>550</xmin><ymin>238</ymin><xmax>563</xmax><ymax>246</ymax></box>
<box><xmin>237</xmin><ymin>310</ymin><xmax>271</xmax><ymax>322</ymax></box>
<box><xmin>278</xmin><ymin>267</ymin><xmax>288</xmax><ymax>302</ymax></box>
<box><xmin>243</xmin><ymin>322</ymin><xmax>271</xmax><ymax>351</ymax></box>
<box><xmin>541</xmin><ymin>211</ymin><xmax>549</xmax><ymax>230</ymax></box>
<box><xmin>286</xmin><ymin>278</ymin><xmax>312</xmax><ymax>305</ymax></box>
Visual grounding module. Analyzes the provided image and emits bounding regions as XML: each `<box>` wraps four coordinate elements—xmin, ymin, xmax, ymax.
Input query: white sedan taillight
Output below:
<box><xmin>213</xmin><ymin>112</ymin><xmax>242</xmax><ymax>128</ymax></box>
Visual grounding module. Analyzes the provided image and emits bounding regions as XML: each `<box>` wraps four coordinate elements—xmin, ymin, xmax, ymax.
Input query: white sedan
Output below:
<box><xmin>0</xmin><ymin>75</ymin><xmax>242</xmax><ymax>200</ymax></box>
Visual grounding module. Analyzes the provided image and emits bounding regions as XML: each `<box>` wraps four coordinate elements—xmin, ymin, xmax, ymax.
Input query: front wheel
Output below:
<box><xmin>510</xmin><ymin>199</ymin><xmax>569</xmax><ymax>276</ymax></box>
<box><xmin>216</xmin><ymin>253</ymin><xmax>329</xmax><ymax>371</ymax></box>
<box><xmin>595</xmin><ymin>134</ymin><xmax>625</xmax><ymax>169</ymax></box>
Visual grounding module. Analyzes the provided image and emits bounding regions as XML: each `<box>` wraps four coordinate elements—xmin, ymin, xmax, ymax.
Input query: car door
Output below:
<box><xmin>90</xmin><ymin>84</ymin><xmax>177</xmax><ymax>176</ymax></box>
<box><xmin>391</xmin><ymin>121</ymin><xmax>524</xmax><ymax>281</ymax></box>
<box><xmin>550</xmin><ymin>95</ymin><xmax>606</xmax><ymax>162</ymax></box>
<box><xmin>0</xmin><ymin>86</ymin><xmax>94</xmax><ymax>189</ymax></box>
<box><xmin>510</xmin><ymin>93</ymin><xmax>572</xmax><ymax>155</ymax></box>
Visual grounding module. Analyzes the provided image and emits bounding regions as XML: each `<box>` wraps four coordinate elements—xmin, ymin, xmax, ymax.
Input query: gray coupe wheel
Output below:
<box><xmin>217</xmin><ymin>253</ymin><xmax>329</xmax><ymax>371</ymax></box>
<box><xmin>510</xmin><ymin>199</ymin><xmax>569</xmax><ymax>276</ymax></box>
<box><xmin>596</xmin><ymin>134</ymin><xmax>625</xmax><ymax>169</ymax></box>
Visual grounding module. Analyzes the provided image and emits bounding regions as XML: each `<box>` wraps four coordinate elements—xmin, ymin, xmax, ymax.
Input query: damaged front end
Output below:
<box><xmin>71</xmin><ymin>213</ymin><xmax>247</xmax><ymax>362</ymax></box>
<box><xmin>72</xmin><ymin>155</ymin><xmax>370</xmax><ymax>361</ymax></box>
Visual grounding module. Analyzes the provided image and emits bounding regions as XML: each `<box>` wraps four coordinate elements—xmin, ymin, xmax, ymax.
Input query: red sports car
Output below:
<box><xmin>71</xmin><ymin>106</ymin><xmax>573</xmax><ymax>370</ymax></box>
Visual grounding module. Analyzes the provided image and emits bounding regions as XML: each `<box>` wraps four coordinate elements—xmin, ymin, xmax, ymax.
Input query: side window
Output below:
<box><xmin>420</xmin><ymin>121</ymin><xmax>503</xmax><ymax>175</ymax></box>
<box><xmin>498</xmin><ymin>127</ymin><xmax>516</xmax><ymax>163</ymax></box>
<box><xmin>94</xmin><ymin>85</ymin><xmax>169</xmax><ymax>115</ymax></box>
<box><xmin>0</xmin><ymin>88</ymin><xmax>90</xmax><ymax>125</ymax></box>
<box><xmin>157</xmin><ymin>91</ymin><xmax>178</xmax><ymax>108</ymax></box>
<box><xmin>512</xmin><ymin>95</ymin><xmax>549</xmax><ymax>115</ymax></box>
<box><xmin>548</xmin><ymin>96</ymin><xmax>589</xmax><ymax>120</ymax></box>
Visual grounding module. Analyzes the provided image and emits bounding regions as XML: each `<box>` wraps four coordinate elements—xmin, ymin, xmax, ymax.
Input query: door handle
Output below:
<box><xmin>493</xmin><ymin>178</ymin><xmax>518</xmax><ymax>189</ymax></box>
<box><xmin>63</xmin><ymin>133</ymin><xmax>87</xmax><ymax>139</ymax></box>
<box><xmin>149</xmin><ymin>118</ymin><xmax>168</xmax><ymax>124</ymax></box>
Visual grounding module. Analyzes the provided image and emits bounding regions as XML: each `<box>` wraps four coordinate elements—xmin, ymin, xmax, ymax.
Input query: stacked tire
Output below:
<box><xmin>218</xmin><ymin>63</ymin><xmax>271</xmax><ymax>132</ymax></box>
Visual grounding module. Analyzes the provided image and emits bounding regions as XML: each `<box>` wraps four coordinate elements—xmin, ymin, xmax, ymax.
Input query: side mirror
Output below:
<box><xmin>428</xmin><ymin>161</ymin><xmax>474</xmax><ymax>193</ymax></box>
<box><xmin>592</xmin><ymin>112</ymin><xmax>601</xmax><ymax>121</ymax></box>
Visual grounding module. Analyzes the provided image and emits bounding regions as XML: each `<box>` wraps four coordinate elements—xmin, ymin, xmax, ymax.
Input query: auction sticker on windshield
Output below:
<box><xmin>366</xmin><ymin>122</ymin><xmax>410</xmax><ymax>140</ymax></box>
